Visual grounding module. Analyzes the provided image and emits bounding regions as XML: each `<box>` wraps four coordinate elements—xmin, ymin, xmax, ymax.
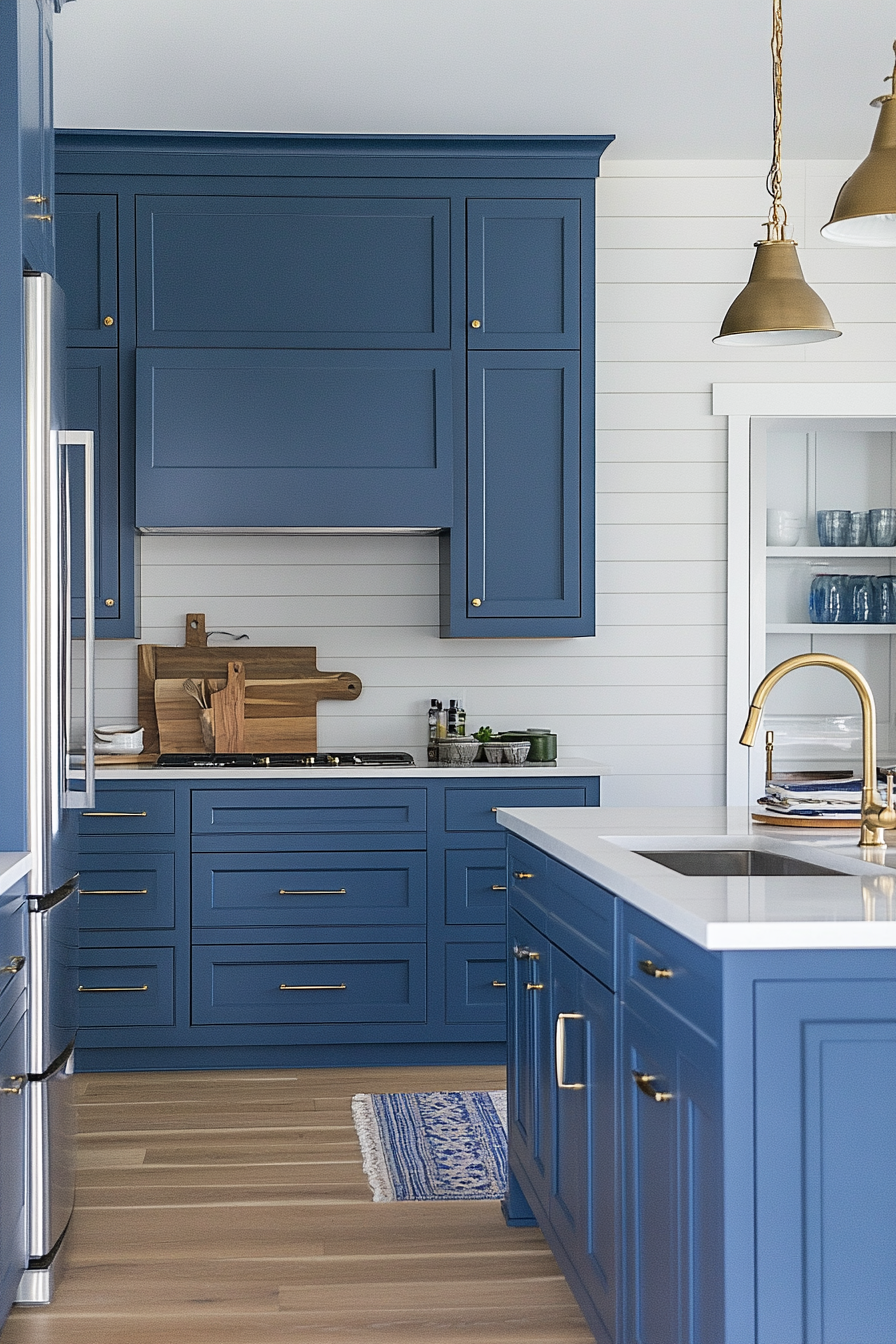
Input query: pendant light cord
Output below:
<box><xmin>765</xmin><ymin>0</ymin><xmax>787</xmax><ymax>241</ymax></box>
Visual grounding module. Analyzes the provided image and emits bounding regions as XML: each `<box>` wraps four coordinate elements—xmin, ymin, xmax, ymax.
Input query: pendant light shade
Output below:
<box><xmin>714</xmin><ymin>0</ymin><xmax>840</xmax><ymax>346</ymax></box>
<box><xmin>714</xmin><ymin>239</ymin><xmax>841</xmax><ymax>346</ymax></box>
<box><xmin>822</xmin><ymin>52</ymin><xmax>896</xmax><ymax>245</ymax></box>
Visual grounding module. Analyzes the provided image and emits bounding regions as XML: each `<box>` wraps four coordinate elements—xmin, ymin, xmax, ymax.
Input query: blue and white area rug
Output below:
<box><xmin>351</xmin><ymin>1089</ymin><xmax>508</xmax><ymax>1201</ymax></box>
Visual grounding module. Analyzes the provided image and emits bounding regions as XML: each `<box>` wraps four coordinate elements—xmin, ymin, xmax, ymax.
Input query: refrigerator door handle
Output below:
<box><xmin>58</xmin><ymin>431</ymin><xmax>95</xmax><ymax>810</ymax></box>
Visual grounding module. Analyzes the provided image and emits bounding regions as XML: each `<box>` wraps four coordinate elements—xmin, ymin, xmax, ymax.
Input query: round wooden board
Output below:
<box><xmin>751</xmin><ymin>812</ymin><xmax>859</xmax><ymax>829</ymax></box>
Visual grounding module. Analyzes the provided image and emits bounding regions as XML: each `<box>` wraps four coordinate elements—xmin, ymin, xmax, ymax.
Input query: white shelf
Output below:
<box><xmin>767</xmin><ymin>623</ymin><xmax>896</xmax><ymax>635</ymax></box>
<box><xmin>767</xmin><ymin>547</ymin><xmax>896</xmax><ymax>558</ymax></box>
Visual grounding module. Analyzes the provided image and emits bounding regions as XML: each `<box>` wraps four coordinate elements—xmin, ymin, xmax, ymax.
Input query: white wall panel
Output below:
<box><xmin>92</xmin><ymin>160</ymin><xmax>896</xmax><ymax>804</ymax></box>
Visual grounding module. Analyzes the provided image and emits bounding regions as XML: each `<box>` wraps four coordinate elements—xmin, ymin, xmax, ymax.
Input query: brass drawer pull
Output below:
<box><xmin>491</xmin><ymin>807</ymin><xmax>498</xmax><ymax>812</ymax></box>
<box><xmin>81</xmin><ymin>889</ymin><xmax>148</xmax><ymax>896</ymax></box>
<box><xmin>0</xmin><ymin>957</ymin><xmax>25</xmax><ymax>976</ymax></box>
<box><xmin>513</xmin><ymin>946</ymin><xmax>539</xmax><ymax>961</ymax></box>
<box><xmin>556</xmin><ymin>1012</ymin><xmax>586</xmax><ymax>1089</ymax></box>
<box><xmin>491</xmin><ymin>884</ymin><xmax>507</xmax><ymax>891</ymax></box>
<box><xmin>633</xmin><ymin>1071</ymin><xmax>673</xmax><ymax>1103</ymax></box>
<box><xmin>78</xmin><ymin>985</ymin><xmax>149</xmax><ymax>993</ymax></box>
<box><xmin>82</xmin><ymin>811</ymin><xmax>148</xmax><ymax>818</ymax></box>
<box><xmin>278</xmin><ymin>888</ymin><xmax>347</xmax><ymax>895</ymax></box>
<box><xmin>638</xmin><ymin>958</ymin><xmax>673</xmax><ymax>979</ymax></box>
<box><xmin>513</xmin><ymin>872</ymin><xmax>534</xmax><ymax>880</ymax></box>
<box><xmin>280</xmin><ymin>983</ymin><xmax>347</xmax><ymax>991</ymax></box>
<box><xmin>491</xmin><ymin>980</ymin><xmax>507</xmax><ymax>988</ymax></box>
<box><xmin>525</xmin><ymin>982</ymin><xmax>544</xmax><ymax>991</ymax></box>
<box><xmin>0</xmin><ymin>1077</ymin><xmax>25</xmax><ymax>1095</ymax></box>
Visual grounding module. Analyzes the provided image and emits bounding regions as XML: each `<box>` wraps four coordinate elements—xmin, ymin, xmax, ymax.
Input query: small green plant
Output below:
<box><xmin>474</xmin><ymin>726</ymin><xmax>494</xmax><ymax>743</ymax></box>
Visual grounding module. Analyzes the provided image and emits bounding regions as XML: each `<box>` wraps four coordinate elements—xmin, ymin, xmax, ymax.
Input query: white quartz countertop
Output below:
<box><xmin>93</xmin><ymin>755</ymin><xmax>607</xmax><ymax>781</ymax></box>
<box><xmin>495</xmin><ymin>805</ymin><xmax>896</xmax><ymax>951</ymax></box>
<box><xmin>0</xmin><ymin>854</ymin><xmax>31</xmax><ymax>900</ymax></box>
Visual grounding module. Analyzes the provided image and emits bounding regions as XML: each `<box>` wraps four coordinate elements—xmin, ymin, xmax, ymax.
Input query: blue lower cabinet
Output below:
<box><xmin>445</xmin><ymin>784</ymin><xmax>588</xmax><ymax>832</ymax></box>
<box><xmin>0</xmin><ymin>990</ymin><xmax>27</xmax><ymax>1323</ymax></box>
<box><xmin>80</xmin><ymin>790</ymin><xmax>175</xmax><ymax>837</ymax></box>
<box><xmin>191</xmin><ymin>943</ymin><xmax>427</xmax><ymax>1025</ymax></box>
<box><xmin>192</xmin><ymin>851</ymin><xmax>426</xmax><ymax>928</ymax></box>
<box><xmin>621</xmin><ymin>1000</ymin><xmax>722</xmax><ymax>1344</ymax></box>
<box><xmin>191</xmin><ymin>787</ymin><xmax>426</xmax><ymax>836</ymax></box>
<box><xmin>79</xmin><ymin>854</ymin><xmax>175</xmax><ymax>931</ymax></box>
<box><xmin>443</xmin><ymin>941</ymin><xmax>506</xmax><ymax>1024</ymax></box>
<box><xmin>77</xmin><ymin>949</ymin><xmax>175</xmax><ymax>1028</ymax></box>
<box><xmin>444</xmin><ymin>848</ymin><xmax>507</xmax><ymax>924</ymax></box>
<box><xmin>550</xmin><ymin>948</ymin><xmax>616</xmax><ymax>1344</ymax></box>
<box><xmin>507</xmin><ymin>910</ymin><xmax>553</xmax><ymax>1215</ymax></box>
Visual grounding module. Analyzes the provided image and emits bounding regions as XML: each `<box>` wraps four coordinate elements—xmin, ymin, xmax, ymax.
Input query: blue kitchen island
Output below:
<box><xmin>497</xmin><ymin>804</ymin><xmax>896</xmax><ymax>1344</ymax></box>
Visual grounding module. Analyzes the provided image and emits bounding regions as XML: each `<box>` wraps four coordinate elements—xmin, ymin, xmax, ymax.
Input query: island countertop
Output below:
<box><xmin>495</xmin><ymin>805</ymin><xmax>896</xmax><ymax>950</ymax></box>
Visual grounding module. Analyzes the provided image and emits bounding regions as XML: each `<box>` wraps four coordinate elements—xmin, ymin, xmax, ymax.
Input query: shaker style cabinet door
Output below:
<box><xmin>135</xmin><ymin>194</ymin><xmax>451</xmax><ymax>349</ymax></box>
<box><xmin>507</xmin><ymin>911</ymin><xmax>553</xmax><ymax>1216</ymax></box>
<box><xmin>65</xmin><ymin>349</ymin><xmax>122</xmax><ymax>631</ymax></box>
<box><xmin>466</xmin><ymin>198</ymin><xmax>580</xmax><ymax>350</ymax></box>
<box><xmin>463</xmin><ymin>350</ymin><xmax>585</xmax><ymax>627</ymax></box>
<box><xmin>54</xmin><ymin>194</ymin><xmax>118</xmax><ymax>345</ymax></box>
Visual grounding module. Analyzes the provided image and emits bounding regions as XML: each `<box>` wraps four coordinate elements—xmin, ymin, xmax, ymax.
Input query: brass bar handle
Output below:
<box><xmin>492</xmin><ymin>980</ymin><xmax>507</xmax><ymax>988</ymax></box>
<box><xmin>80</xmin><ymin>889</ymin><xmax>148</xmax><ymax>896</ymax></box>
<box><xmin>278</xmin><ymin>889</ymin><xmax>347</xmax><ymax>896</ymax></box>
<box><xmin>556</xmin><ymin>1012</ymin><xmax>586</xmax><ymax>1090</ymax></box>
<box><xmin>78</xmin><ymin>985</ymin><xmax>149</xmax><ymax>993</ymax></box>
<box><xmin>279</xmin><ymin>983</ymin><xmax>347</xmax><ymax>991</ymax></box>
<box><xmin>491</xmin><ymin>884</ymin><xmax>507</xmax><ymax>891</ymax></box>
<box><xmin>28</xmin><ymin>214</ymin><xmax>53</xmax><ymax>222</ymax></box>
<box><xmin>0</xmin><ymin>957</ymin><xmax>25</xmax><ymax>976</ymax></box>
<box><xmin>0</xmin><ymin>1077</ymin><xmax>25</xmax><ymax>1095</ymax></box>
<box><xmin>513</xmin><ymin>946</ymin><xmax>540</xmax><ymax>961</ymax></box>
<box><xmin>638</xmin><ymin>958</ymin><xmax>673</xmax><ymax>979</ymax></box>
<box><xmin>633</xmin><ymin>1071</ymin><xmax>673</xmax><ymax>1103</ymax></box>
<box><xmin>82</xmin><ymin>811</ymin><xmax>148</xmax><ymax>818</ymax></box>
<box><xmin>525</xmin><ymin>982</ymin><xmax>544</xmax><ymax>991</ymax></box>
<box><xmin>513</xmin><ymin>872</ymin><xmax>534</xmax><ymax>880</ymax></box>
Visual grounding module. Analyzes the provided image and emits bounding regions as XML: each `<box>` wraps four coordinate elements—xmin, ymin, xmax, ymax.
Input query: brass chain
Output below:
<box><xmin>765</xmin><ymin>0</ymin><xmax>787</xmax><ymax>240</ymax></box>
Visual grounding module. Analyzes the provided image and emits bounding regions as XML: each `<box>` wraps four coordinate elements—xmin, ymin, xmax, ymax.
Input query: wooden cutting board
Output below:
<box><xmin>139</xmin><ymin>613</ymin><xmax>362</xmax><ymax>755</ymax></box>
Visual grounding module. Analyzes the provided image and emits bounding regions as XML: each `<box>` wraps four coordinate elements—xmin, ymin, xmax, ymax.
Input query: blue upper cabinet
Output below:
<box><xmin>18</xmin><ymin>0</ymin><xmax>54</xmax><ymax>274</ymax></box>
<box><xmin>55</xmin><ymin>194</ymin><xmax>118</xmax><ymax>344</ymax></box>
<box><xmin>136</xmin><ymin>194</ymin><xmax>450</xmax><ymax>348</ymax></box>
<box><xmin>466</xmin><ymin>199</ymin><xmax>580</xmax><ymax>350</ymax></box>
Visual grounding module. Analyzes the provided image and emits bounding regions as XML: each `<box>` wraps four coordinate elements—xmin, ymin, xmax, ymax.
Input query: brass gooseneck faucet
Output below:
<box><xmin>740</xmin><ymin>653</ymin><xmax>896</xmax><ymax>850</ymax></box>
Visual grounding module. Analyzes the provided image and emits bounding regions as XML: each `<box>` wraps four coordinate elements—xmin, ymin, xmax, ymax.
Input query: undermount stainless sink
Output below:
<box><xmin>635</xmin><ymin>849</ymin><xmax>843</xmax><ymax>878</ymax></box>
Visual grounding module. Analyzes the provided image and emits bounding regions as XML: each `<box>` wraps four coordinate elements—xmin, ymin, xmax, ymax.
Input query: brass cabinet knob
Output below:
<box><xmin>633</xmin><ymin>1071</ymin><xmax>673</xmax><ymax>1103</ymax></box>
<box><xmin>104</xmin><ymin>598</ymin><xmax>115</xmax><ymax>607</ymax></box>
<box><xmin>103</xmin><ymin>316</ymin><xmax>114</xmax><ymax>326</ymax></box>
<box><xmin>513</xmin><ymin>872</ymin><xmax>534</xmax><ymax>880</ymax></box>
<box><xmin>0</xmin><ymin>1077</ymin><xmax>25</xmax><ymax>1095</ymax></box>
<box><xmin>470</xmin><ymin>319</ymin><xmax>481</xmax><ymax>328</ymax></box>
<box><xmin>471</xmin><ymin>598</ymin><xmax>482</xmax><ymax>607</ymax></box>
<box><xmin>638</xmin><ymin>958</ymin><xmax>673</xmax><ymax>979</ymax></box>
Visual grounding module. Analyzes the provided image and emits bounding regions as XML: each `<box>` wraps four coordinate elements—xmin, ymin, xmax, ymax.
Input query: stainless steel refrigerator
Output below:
<box><xmin>16</xmin><ymin>272</ymin><xmax>95</xmax><ymax>1305</ymax></box>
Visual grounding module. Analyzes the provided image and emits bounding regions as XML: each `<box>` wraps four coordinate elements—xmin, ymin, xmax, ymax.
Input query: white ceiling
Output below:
<box><xmin>53</xmin><ymin>0</ymin><xmax>896</xmax><ymax>161</ymax></box>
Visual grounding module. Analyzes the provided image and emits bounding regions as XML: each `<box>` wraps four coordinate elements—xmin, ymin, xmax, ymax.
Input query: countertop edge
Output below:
<box><xmin>87</xmin><ymin>756</ymin><xmax>609</xmax><ymax>781</ymax></box>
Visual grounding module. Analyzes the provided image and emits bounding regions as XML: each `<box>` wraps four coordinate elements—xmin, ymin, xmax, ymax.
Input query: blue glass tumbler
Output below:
<box><xmin>848</xmin><ymin>574</ymin><xmax>874</xmax><ymax>623</ymax></box>
<box><xmin>810</xmin><ymin>573</ymin><xmax>847</xmax><ymax>623</ymax></box>
<box><xmin>873</xmin><ymin>574</ymin><xmax>896</xmax><ymax>624</ymax></box>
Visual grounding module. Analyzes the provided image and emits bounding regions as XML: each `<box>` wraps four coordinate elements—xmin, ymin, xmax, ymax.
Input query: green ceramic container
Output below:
<box><xmin>499</xmin><ymin>729</ymin><xmax>557</xmax><ymax>762</ymax></box>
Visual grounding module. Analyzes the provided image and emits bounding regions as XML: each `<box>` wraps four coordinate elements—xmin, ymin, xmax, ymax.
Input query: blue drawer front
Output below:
<box><xmin>77</xmin><ymin>948</ymin><xmax>175</xmax><ymax>1027</ymax></box>
<box><xmin>192</xmin><ymin>788</ymin><xmax>426</xmax><ymax>835</ymax></box>
<box><xmin>80</xmin><ymin>791</ymin><xmax>175</xmax><ymax>836</ymax></box>
<box><xmin>621</xmin><ymin>902</ymin><xmax>721</xmax><ymax>1042</ymax></box>
<box><xmin>79</xmin><ymin>855</ymin><xmax>175</xmax><ymax>930</ymax></box>
<box><xmin>0</xmin><ymin>892</ymin><xmax>26</xmax><ymax>1020</ymax></box>
<box><xmin>445</xmin><ymin>786</ymin><xmax>586</xmax><ymax>833</ymax></box>
<box><xmin>191</xmin><ymin>944</ymin><xmax>426</xmax><ymax>1025</ymax></box>
<box><xmin>444</xmin><ymin>942</ymin><xmax>507</xmax><ymax>1024</ymax></box>
<box><xmin>136</xmin><ymin>194</ymin><xmax>450</xmax><ymax>348</ymax></box>
<box><xmin>192</xmin><ymin>852</ymin><xmax>426</xmax><ymax>927</ymax></box>
<box><xmin>444</xmin><ymin>848</ymin><xmax>508</xmax><ymax>924</ymax></box>
<box><xmin>508</xmin><ymin>837</ymin><xmax>615</xmax><ymax>992</ymax></box>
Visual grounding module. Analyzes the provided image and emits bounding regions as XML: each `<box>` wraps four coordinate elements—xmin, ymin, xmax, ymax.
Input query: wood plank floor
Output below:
<box><xmin>1</xmin><ymin>1066</ymin><xmax>593</xmax><ymax>1343</ymax></box>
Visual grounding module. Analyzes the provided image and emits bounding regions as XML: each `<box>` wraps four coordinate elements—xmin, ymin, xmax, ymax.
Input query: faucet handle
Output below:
<box><xmin>877</xmin><ymin>769</ymin><xmax>896</xmax><ymax>831</ymax></box>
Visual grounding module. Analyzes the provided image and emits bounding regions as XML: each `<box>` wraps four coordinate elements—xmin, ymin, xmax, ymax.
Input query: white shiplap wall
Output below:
<box><xmin>93</xmin><ymin>160</ymin><xmax>896</xmax><ymax>805</ymax></box>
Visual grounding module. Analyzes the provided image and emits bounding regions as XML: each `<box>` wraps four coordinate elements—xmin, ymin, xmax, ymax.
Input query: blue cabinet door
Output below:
<box><xmin>136</xmin><ymin>194</ymin><xmax>450</xmax><ymax>349</ymax></box>
<box><xmin>506</xmin><ymin>910</ymin><xmax>552</xmax><ymax>1215</ymax></box>
<box><xmin>466</xmin><ymin>199</ymin><xmax>580</xmax><ymax>350</ymax></box>
<box><xmin>455</xmin><ymin>351</ymin><xmax>588</xmax><ymax>633</ymax></box>
<box><xmin>0</xmin><ymin>992</ymin><xmax>27</xmax><ymax>1323</ymax></box>
<box><xmin>135</xmin><ymin>348</ymin><xmax>453</xmax><ymax>531</ymax></box>
<box><xmin>55</xmin><ymin>194</ymin><xmax>118</xmax><ymax>345</ymax></box>
<box><xmin>622</xmin><ymin>1001</ymin><xmax>722</xmax><ymax>1344</ymax></box>
<box><xmin>65</xmin><ymin>349</ymin><xmax>125</xmax><ymax>632</ymax></box>
<box><xmin>550</xmin><ymin>947</ymin><xmax>617</xmax><ymax>1344</ymax></box>
<box><xmin>18</xmin><ymin>0</ymin><xmax>54</xmax><ymax>275</ymax></box>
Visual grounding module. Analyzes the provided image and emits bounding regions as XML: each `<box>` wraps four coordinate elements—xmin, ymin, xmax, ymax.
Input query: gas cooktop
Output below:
<box><xmin>154</xmin><ymin>751</ymin><xmax>416</xmax><ymax>769</ymax></box>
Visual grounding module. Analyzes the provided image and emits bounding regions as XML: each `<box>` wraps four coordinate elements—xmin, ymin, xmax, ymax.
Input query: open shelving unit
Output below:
<box><xmin>716</xmin><ymin>386</ymin><xmax>896</xmax><ymax>806</ymax></box>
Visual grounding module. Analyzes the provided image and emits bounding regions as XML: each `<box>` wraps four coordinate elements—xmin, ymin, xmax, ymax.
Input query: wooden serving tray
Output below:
<box><xmin>751</xmin><ymin>812</ymin><xmax>860</xmax><ymax>829</ymax></box>
<box><xmin>138</xmin><ymin>614</ymin><xmax>362</xmax><ymax>756</ymax></box>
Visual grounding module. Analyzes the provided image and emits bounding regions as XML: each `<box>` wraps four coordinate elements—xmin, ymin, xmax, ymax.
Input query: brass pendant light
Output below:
<box><xmin>822</xmin><ymin>41</ymin><xmax>896</xmax><ymax>245</ymax></box>
<box><xmin>714</xmin><ymin>0</ymin><xmax>840</xmax><ymax>345</ymax></box>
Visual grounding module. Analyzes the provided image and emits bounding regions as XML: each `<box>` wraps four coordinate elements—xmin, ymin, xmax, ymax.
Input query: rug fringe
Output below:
<box><xmin>350</xmin><ymin>1094</ymin><xmax>395</xmax><ymax>1203</ymax></box>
